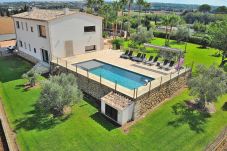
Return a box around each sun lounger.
[120,50,129,58]
[134,54,146,62]
[164,61,175,70]
[131,53,142,61]
[121,51,133,59]
[159,60,169,68]
[147,56,159,65]
[145,56,154,64]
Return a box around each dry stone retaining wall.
[133,71,189,119]
[51,62,190,120]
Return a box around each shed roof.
[101,92,133,110]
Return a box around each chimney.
[63,8,69,15]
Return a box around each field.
[0,40,226,151]
[0,17,15,35]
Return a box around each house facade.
[13,8,103,65]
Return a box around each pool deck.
[52,49,189,98]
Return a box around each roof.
[12,9,103,21]
[101,92,133,110]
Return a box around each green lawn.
[0,55,227,151]
[123,38,224,71]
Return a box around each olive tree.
[131,26,154,45]
[22,69,40,87]
[201,34,211,48]
[188,65,227,109]
[38,73,83,117]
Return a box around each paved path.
[0,98,19,151]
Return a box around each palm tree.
[128,0,134,16]
[161,15,170,46]
[143,2,150,14]
[99,4,112,29]
[86,0,95,13]
[119,0,128,16]
[136,0,145,25]
[167,14,181,44]
[112,1,121,39]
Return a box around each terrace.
[51,49,190,99]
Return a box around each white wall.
[101,100,134,126]
[14,18,51,64]
[49,13,103,58]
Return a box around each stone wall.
[133,71,190,119]
[51,62,190,120]
[51,63,114,100]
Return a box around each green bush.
[112,38,124,49]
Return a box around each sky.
[0,0,227,6]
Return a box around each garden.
[0,42,226,151]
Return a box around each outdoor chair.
[120,50,129,58]
[147,56,159,65]
[134,54,147,62]
[159,60,169,68]
[121,51,133,59]
[145,56,154,64]
[164,61,175,70]
[131,53,142,61]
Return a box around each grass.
[123,38,223,71]
[0,55,226,150]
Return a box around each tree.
[119,0,128,16]
[188,65,227,109]
[208,21,227,66]
[201,35,211,48]
[167,14,181,45]
[198,4,211,13]
[136,0,145,25]
[161,15,170,46]
[38,73,83,117]
[131,26,153,45]
[215,6,227,14]
[22,69,40,87]
[128,0,134,16]
[175,25,190,52]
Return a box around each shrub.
[112,38,124,49]
[38,73,83,117]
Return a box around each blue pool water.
[75,60,154,89]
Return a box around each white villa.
[12,8,103,65]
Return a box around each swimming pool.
[74,60,154,90]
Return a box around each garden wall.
[133,71,190,119]
[51,62,190,120]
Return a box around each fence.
[51,56,191,99]
[205,127,227,151]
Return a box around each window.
[38,25,46,38]
[25,22,28,31]
[84,26,95,32]
[41,49,49,63]
[34,48,36,53]
[16,21,20,29]
[105,104,118,121]
[19,41,23,47]
[31,26,33,32]
[29,44,31,51]
[21,22,24,30]
[24,42,27,49]
[85,45,96,52]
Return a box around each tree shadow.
[90,112,119,131]
[14,104,70,131]
[222,102,227,111]
[168,100,211,133]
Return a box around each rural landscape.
[0,0,227,151]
